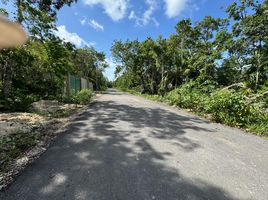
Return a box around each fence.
[64,74,93,96]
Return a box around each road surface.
[1,89,268,200]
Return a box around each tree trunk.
[256,67,259,89]
[255,49,261,89]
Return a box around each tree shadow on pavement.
[1,97,241,200]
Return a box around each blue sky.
[1,0,234,80]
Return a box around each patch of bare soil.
[0,103,91,191]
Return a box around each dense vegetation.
[0,0,109,111]
[112,0,268,136]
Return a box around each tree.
[194,16,227,82]
[112,0,268,97]
[0,0,77,98]
[174,19,198,83]
[0,1,110,110]
[227,0,268,88]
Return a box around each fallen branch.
[248,91,268,101]
[221,82,246,91]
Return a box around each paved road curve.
[1,89,268,200]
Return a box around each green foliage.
[247,113,268,136]
[0,38,106,112]
[0,1,108,112]
[117,79,268,137]
[165,82,210,112]
[165,88,267,136]
[73,47,108,91]
[123,83,267,136]
[163,83,266,132]
[0,89,39,111]
[0,131,40,172]
[112,0,268,137]
[72,89,93,105]
[112,0,268,94]
[207,90,252,126]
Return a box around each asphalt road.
[1,89,268,200]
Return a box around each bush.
[0,89,39,111]
[122,83,267,137]
[73,89,93,105]
[247,112,268,136]
[206,90,252,126]
[164,83,209,112]
[164,89,181,106]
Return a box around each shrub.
[207,90,252,126]
[164,89,181,106]
[0,89,39,111]
[164,86,267,135]
[122,83,267,137]
[73,89,93,105]
[246,110,268,136]
[164,83,209,112]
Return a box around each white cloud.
[83,0,128,21]
[128,0,159,27]
[164,0,188,18]
[89,19,104,31]
[80,17,104,31]
[80,17,87,25]
[53,25,95,47]
[129,10,136,20]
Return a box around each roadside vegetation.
[67,88,93,105]
[0,130,39,172]
[0,1,109,112]
[0,92,94,178]
[0,1,105,186]
[112,0,268,137]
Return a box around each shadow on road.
[1,94,239,200]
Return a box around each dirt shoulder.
[0,97,99,191]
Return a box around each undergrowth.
[117,83,268,138]
[0,131,41,172]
